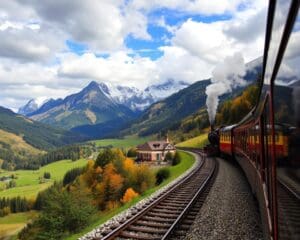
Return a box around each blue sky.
[0,0,267,110]
[66,8,234,60]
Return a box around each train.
[207,1,300,240]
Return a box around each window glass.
[273,10,300,239]
[265,0,292,85]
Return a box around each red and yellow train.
[208,1,300,240]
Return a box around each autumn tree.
[94,163,124,210]
[127,148,137,158]
[95,148,115,168]
[121,188,139,203]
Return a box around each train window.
[273,8,300,239]
[264,0,292,85]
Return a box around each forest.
[18,148,158,239]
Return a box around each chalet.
[136,137,176,162]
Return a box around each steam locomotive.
[207,1,300,240]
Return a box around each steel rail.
[98,150,205,240]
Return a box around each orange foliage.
[121,188,139,203]
[106,200,120,210]
[79,160,102,188]
[123,158,135,173]
[69,149,155,211]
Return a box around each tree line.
[1,143,93,170]
[18,148,157,239]
[0,197,33,217]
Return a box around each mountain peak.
[18,99,39,116]
[85,81,100,90]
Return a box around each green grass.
[0,159,88,199]
[92,136,153,149]
[0,211,38,239]
[64,151,195,240]
[176,133,208,148]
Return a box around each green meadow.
[0,159,88,199]
[0,211,38,239]
[92,136,153,149]
[176,133,208,148]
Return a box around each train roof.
[220,124,237,132]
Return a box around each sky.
[0,0,267,111]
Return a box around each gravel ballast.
[184,157,264,240]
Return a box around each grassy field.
[92,136,153,149]
[0,129,43,157]
[65,151,195,240]
[0,159,88,199]
[176,133,208,148]
[0,211,38,239]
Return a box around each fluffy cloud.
[0,22,64,62]
[0,0,269,110]
[58,52,158,89]
[15,0,150,52]
[129,0,246,15]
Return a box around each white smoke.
[205,52,247,124]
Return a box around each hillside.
[28,81,138,130]
[121,58,262,139]
[0,106,84,151]
[0,129,44,170]
[122,80,211,137]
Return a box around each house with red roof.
[136,137,176,162]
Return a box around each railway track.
[277,179,300,240]
[95,150,216,240]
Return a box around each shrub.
[95,148,116,168]
[0,206,10,217]
[127,148,137,158]
[43,172,51,179]
[7,180,16,189]
[121,188,139,203]
[63,167,85,186]
[156,168,170,185]
[32,186,96,239]
[172,152,181,166]
[165,152,173,161]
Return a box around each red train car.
[219,125,236,156]
[213,1,300,239]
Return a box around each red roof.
[137,141,176,151]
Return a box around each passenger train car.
[210,1,300,240]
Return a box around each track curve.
[95,150,216,240]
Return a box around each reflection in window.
[265,0,292,85]
[273,10,300,240]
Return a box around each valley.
[0,58,263,240]
[0,159,88,199]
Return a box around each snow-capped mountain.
[98,82,155,111]
[19,79,191,117]
[97,79,190,111]
[18,99,39,116]
[145,79,190,101]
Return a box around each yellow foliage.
[121,188,139,203]
[123,158,136,173]
[68,150,155,211]
[106,200,120,210]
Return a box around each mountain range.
[15,57,262,139]
[122,57,263,137]
[17,79,190,134]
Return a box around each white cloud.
[129,0,246,15]
[0,0,269,111]
[58,52,158,89]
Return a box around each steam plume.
[205,52,246,124]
